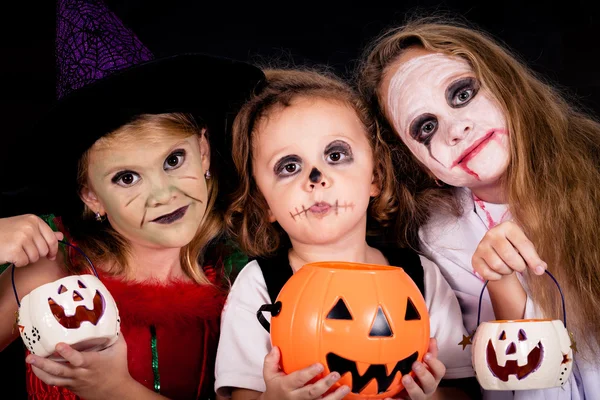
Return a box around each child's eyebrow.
[101,140,191,178]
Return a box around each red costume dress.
[25,264,227,400]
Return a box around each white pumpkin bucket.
[471,271,574,390]
[12,240,120,360]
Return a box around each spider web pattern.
[56,0,153,99]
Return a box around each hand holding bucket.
[11,240,120,360]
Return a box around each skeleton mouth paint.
[326,351,418,394]
[48,290,106,329]
[151,205,189,224]
[289,200,355,220]
[486,339,543,381]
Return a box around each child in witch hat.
[0,1,264,399]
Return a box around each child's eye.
[274,155,302,177]
[112,171,141,187]
[164,150,186,170]
[280,162,301,176]
[328,152,345,163]
[420,119,438,136]
[453,88,474,106]
[324,140,353,164]
[447,77,479,108]
[409,114,438,144]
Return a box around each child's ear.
[267,208,277,223]
[370,172,382,197]
[80,186,104,215]
[198,129,211,174]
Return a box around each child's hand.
[26,334,130,400]
[472,220,546,281]
[386,338,445,400]
[0,215,64,267]
[261,346,350,400]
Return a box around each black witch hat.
[1,0,264,218]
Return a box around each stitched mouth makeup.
[290,200,355,220]
[151,205,189,224]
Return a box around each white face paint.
[384,51,509,192]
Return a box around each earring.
[434,179,444,187]
[95,212,103,222]
[204,170,211,180]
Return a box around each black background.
[1,0,599,396]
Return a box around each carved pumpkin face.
[472,320,573,390]
[17,275,120,359]
[270,262,430,399]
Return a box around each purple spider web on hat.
[56,0,154,99]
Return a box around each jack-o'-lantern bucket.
[257,261,430,399]
[471,270,574,390]
[12,240,120,360]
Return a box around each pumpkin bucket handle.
[476,270,567,329]
[256,301,282,333]
[11,240,99,307]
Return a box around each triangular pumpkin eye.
[518,329,527,341]
[369,306,393,337]
[58,285,67,294]
[405,297,421,320]
[499,330,506,340]
[78,280,87,289]
[326,298,353,320]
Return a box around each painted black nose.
[309,167,322,183]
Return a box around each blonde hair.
[72,113,222,284]
[358,16,600,355]
[226,68,400,257]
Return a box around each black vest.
[254,246,425,303]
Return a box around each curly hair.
[227,67,401,257]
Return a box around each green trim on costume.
[39,214,58,231]
[221,239,248,280]
[150,325,161,393]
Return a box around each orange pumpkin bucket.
[257,261,430,399]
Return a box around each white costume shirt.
[215,254,474,397]
[419,188,598,400]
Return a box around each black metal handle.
[12,239,99,307]
[476,270,567,328]
[256,301,282,333]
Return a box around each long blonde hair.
[71,113,222,284]
[359,17,600,355]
